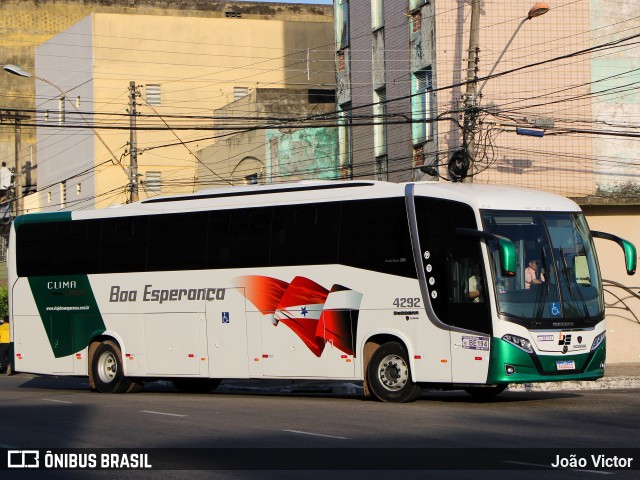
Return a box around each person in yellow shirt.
[0,316,10,374]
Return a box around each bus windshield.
[482,211,603,329]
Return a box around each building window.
[146,84,161,106]
[308,89,335,104]
[335,0,350,49]
[145,171,162,193]
[412,67,434,145]
[409,0,427,10]
[375,155,388,181]
[60,181,66,209]
[371,0,384,30]
[373,87,387,158]
[234,87,249,101]
[372,28,386,88]
[338,103,352,179]
[58,97,65,125]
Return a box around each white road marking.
[141,410,187,418]
[504,461,615,475]
[42,398,73,404]
[282,429,348,440]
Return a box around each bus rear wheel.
[92,341,139,393]
[367,342,422,403]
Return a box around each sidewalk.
[603,362,640,378]
[506,362,640,392]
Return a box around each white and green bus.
[7,181,637,402]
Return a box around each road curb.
[507,376,640,392]
[218,376,640,395]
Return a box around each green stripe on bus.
[13,212,72,230]
[27,275,106,358]
[487,336,605,383]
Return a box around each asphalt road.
[1,374,639,480]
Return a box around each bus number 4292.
[393,297,421,308]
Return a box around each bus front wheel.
[367,342,422,403]
[91,341,139,393]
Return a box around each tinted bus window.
[271,203,340,266]
[56,220,101,275]
[100,217,148,274]
[415,197,491,333]
[340,198,416,278]
[17,222,55,277]
[147,212,208,271]
[208,208,271,269]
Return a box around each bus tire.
[91,341,137,393]
[464,384,507,398]
[172,378,221,393]
[366,341,422,403]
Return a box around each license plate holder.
[556,360,576,371]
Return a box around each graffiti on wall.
[265,127,339,181]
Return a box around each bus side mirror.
[591,231,637,276]
[455,228,516,278]
[497,236,517,277]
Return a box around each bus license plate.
[556,360,576,371]
[462,336,489,350]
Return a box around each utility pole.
[128,81,139,203]
[459,2,550,182]
[462,0,481,183]
[14,116,22,217]
[1,110,29,218]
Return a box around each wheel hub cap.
[378,354,409,391]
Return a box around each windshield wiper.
[533,247,550,327]
[559,247,590,319]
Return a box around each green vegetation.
[0,286,7,319]
[0,261,6,287]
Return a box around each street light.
[477,2,550,96]
[460,2,550,182]
[3,64,124,194]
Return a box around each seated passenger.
[468,265,484,302]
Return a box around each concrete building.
[21,9,334,210]
[196,87,338,186]
[0,0,334,211]
[335,0,640,362]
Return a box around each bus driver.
[525,259,545,289]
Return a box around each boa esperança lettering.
[110,284,226,304]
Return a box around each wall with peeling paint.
[197,88,338,186]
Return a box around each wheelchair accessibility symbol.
[222,312,230,324]
[550,302,561,317]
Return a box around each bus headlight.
[591,332,605,352]
[502,334,533,354]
